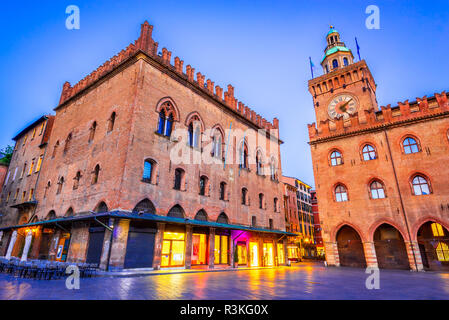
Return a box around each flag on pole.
[355,37,361,61]
[309,57,315,78]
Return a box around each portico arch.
[373,223,409,269]
[336,225,366,268]
[417,221,449,271]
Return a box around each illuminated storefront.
[161,231,185,267]
[249,242,259,267]
[214,234,229,265]
[236,242,247,265]
[191,233,207,265]
[277,243,285,265]
[263,242,274,266]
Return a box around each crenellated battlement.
[308,91,449,142]
[58,21,278,131]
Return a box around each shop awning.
[0,211,297,236]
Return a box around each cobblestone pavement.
[1,263,449,300]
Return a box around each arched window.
[274,197,279,212]
[143,159,157,184]
[157,103,175,137]
[343,57,349,66]
[335,184,348,202]
[242,188,248,205]
[194,210,208,221]
[370,180,385,199]
[256,151,263,175]
[362,144,377,161]
[108,112,116,132]
[403,137,420,154]
[259,193,265,209]
[325,65,329,74]
[52,141,59,158]
[270,157,277,181]
[57,176,64,195]
[412,175,431,195]
[89,121,97,142]
[199,176,209,196]
[64,133,72,153]
[174,168,185,190]
[332,59,339,69]
[73,171,81,190]
[330,150,343,166]
[219,182,227,200]
[95,201,109,213]
[211,129,223,159]
[269,219,273,230]
[239,140,248,169]
[217,212,229,224]
[46,210,56,221]
[132,199,156,215]
[65,207,74,217]
[168,205,185,218]
[44,181,51,198]
[91,165,100,185]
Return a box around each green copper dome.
[327,26,338,36]
[321,46,350,63]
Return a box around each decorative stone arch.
[167,204,185,218]
[331,221,367,243]
[132,198,156,215]
[412,216,449,241]
[185,111,205,132]
[367,218,408,242]
[216,212,229,224]
[210,124,225,138]
[335,223,366,268]
[65,207,75,217]
[155,97,180,122]
[94,201,109,213]
[194,209,208,221]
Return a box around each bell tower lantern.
[321,26,354,74]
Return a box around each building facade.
[0,164,8,195]
[0,21,292,270]
[310,190,324,257]
[308,27,449,271]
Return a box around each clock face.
[327,94,358,120]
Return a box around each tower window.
[343,57,349,66]
[332,59,339,69]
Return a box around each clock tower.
[308,27,378,126]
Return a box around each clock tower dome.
[308,27,378,126]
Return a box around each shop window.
[214,234,229,265]
[161,231,186,267]
[192,233,207,265]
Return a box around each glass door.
[263,243,274,266]
[237,243,247,265]
[249,242,259,267]
[161,232,185,267]
[277,243,285,265]
[192,233,207,265]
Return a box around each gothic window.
[403,137,420,154]
[274,197,279,212]
[157,102,175,137]
[108,112,116,132]
[188,120,201,148]
[330,150,343,166]
[132,199,156,215]
[362,144,377,161]
[251,216,257,227]
[217,212,229,224]
[73,171,81,190]
[89,121,97,142]
[57,176,64,195]
[52,141,59,158]
[270,158,277,181]
[91,164,100,185]
[256,151,263,175]
[370,180,385,199]
[194,210,208,221]
[411,175,431,196]
[335,184,348,202]
[239,140,249,169]
[95,202,109,213]
[211,128,224,159]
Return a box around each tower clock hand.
[339,98,353,112]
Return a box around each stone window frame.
[368,178,387,200]
[329,148,344,167]
[333,182,349,202]
[360,143,378,161]
[409,173,432,196]
[401,134,422,155]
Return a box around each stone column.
[259,236,264,267]
[363,242,378,268]
[99,218,114,271]
[324,241,340,267]
[152,223,165,270]
[184,225,193,269]
[108,219,130,271]
[283,237,288,266]
[208,228,215,269]
[5,230,17,260]
[20,230,33,262]
[405,240,424,271]
[29,227,42,260]
[67,222,89,263]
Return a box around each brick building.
[310,190,324,257]
[308,27,449,271]
[0,21,292,270]
[0,164,8,195]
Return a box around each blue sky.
[0,0,448,187]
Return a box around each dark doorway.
[86,227,105,265]
[124,222,156,269]
[336,225,366,268]
[417,221,449,271]
[374,224,409,270]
